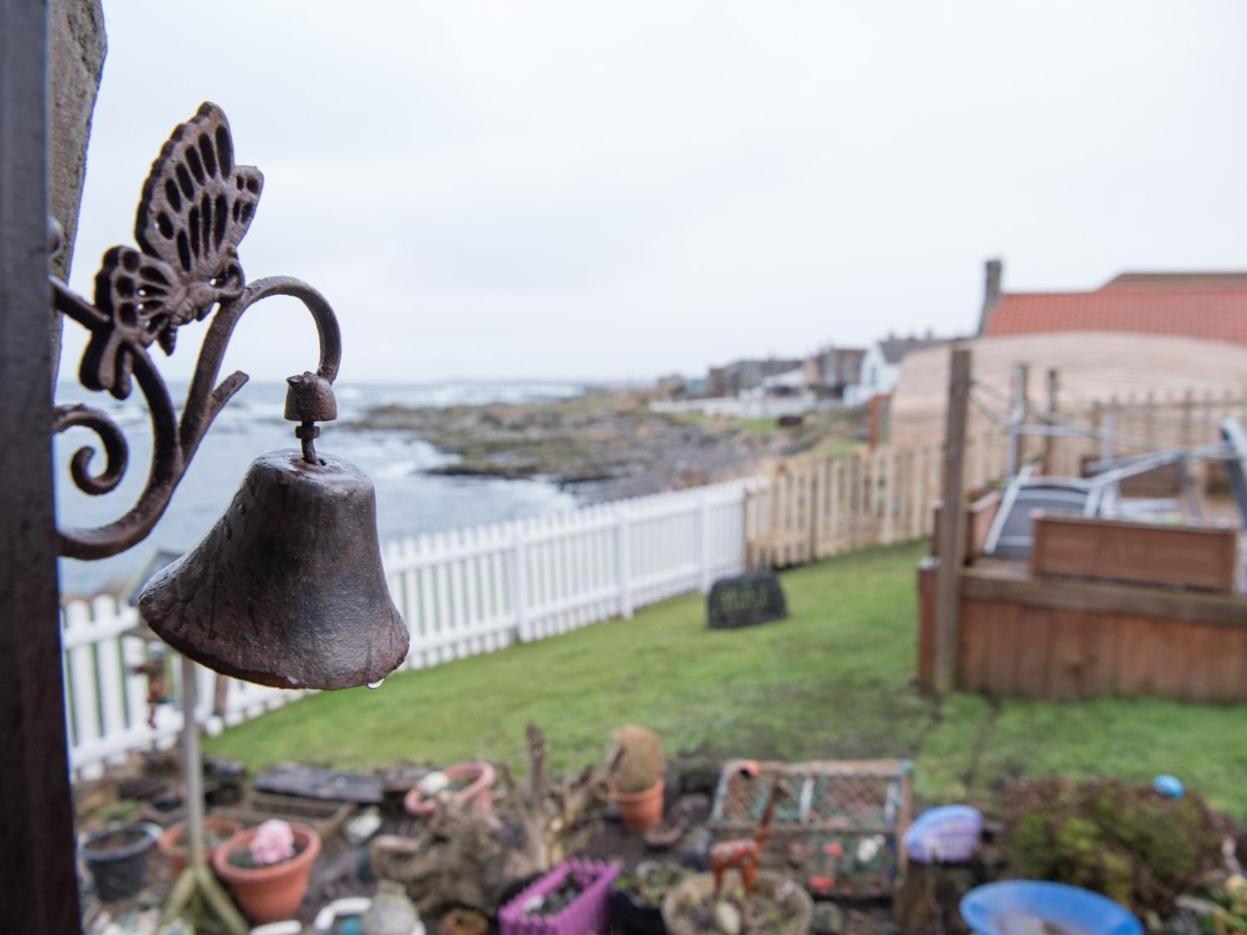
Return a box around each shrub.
[1002,778,1224,915]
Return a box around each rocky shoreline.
[346,393,861,503]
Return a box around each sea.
[54,379,583,598]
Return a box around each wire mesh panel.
[708,759,912,899]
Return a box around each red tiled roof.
[983,290,1247,347]
[1100,272,1247,292]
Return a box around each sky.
[63,1,1247,384]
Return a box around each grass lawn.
[206,542,1247,818]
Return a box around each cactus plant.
[609,725,666,794]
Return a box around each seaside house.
[706,357,804,398]
[844,333,952,406]
[888,259,1247,444]
[802,346,867,402]
[978,259,1247,345]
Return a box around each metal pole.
[1043,368,1059,472]
[1006,362,1029,479]
[0,0,82,929]
[181,656,205,869]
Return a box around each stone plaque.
[707,570,788,629]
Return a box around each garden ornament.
[50,102,408,690]
[1152,775,1184,799]
[709,761,789,897]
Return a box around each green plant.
[609,724,666,793]
[1003,778,1224,915]
[1204,875,1247,933]
[615,862,687,907]
[95,799,143,825]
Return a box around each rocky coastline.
[345,393,861,503]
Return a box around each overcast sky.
[64,1,1247,384]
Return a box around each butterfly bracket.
[51,102,343,560]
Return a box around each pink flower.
[249,819,296,866]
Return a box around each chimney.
[978,257,1003,335]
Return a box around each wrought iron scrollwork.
[52,102,342,560]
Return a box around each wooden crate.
[1030,513,1240,593]
[708,759,912,900]
[930,489,1001,565]
[916,558,1247,701]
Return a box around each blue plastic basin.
[960,881,1142,935]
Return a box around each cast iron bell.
[138,373,409,689]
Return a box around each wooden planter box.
[1030,513,1240,593]
[931,489,1001,566]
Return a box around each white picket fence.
[61,480,754,779]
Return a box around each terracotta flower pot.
[613,780,665,832]
[404,762,495,818]
[213,822,321,923]
[157,816,242,876]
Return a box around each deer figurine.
[710,762,788,897]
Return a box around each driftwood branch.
[371,723,614,914]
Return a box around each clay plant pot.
[404,762,495,818]
[157,816,242,876]
[212,822,322,924]
[81,824,159,902]
[662,870,813,935]
[613,780,665,832]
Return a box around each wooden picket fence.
[745,430,1007,568]
[750,386,1247,569]
[1039,387,1247,478]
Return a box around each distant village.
[652,329,952,419]
[651,258,1247,445]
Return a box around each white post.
[181,655,205,869]
[512,524,529,641]
[616,506,633,619]
[699,492,713,593]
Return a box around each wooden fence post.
[932,347,972,696]
[1043,368,1059,472]
[1006,362,1029,479]
[0,0,82,926]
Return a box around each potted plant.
[497,859,619,935]
[213,819,322,923]
[156,815,242,875]
[609,725,667,832]
[610,862,688,934]
[404,762,495,818]
[81,823,159,902]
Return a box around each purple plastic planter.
[498,859,620,935]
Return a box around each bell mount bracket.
[51,102,343,561]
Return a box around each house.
[978,259,1247,346]
[753,365,807,398]
[845,333,952,406]
[885,259,1247,445]
[889,331,1247,445]
[802,346,866,401]
[706,357,803,397]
